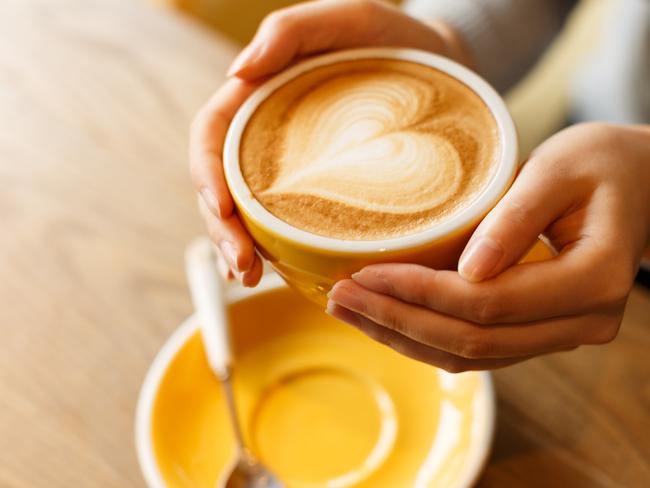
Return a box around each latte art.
[264,75,464,213]
[240,59,500,240]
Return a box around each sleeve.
[403,0,578,93]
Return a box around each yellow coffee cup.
[224,48,518,305]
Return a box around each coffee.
[240,59,500,240]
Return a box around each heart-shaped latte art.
[240,59,499,240]
[260,74,464,214]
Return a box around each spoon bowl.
[223,457,283,488]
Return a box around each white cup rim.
[223,47,518,254]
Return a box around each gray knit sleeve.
[403,0,578,92]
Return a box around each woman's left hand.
[327,123,650,372]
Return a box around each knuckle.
[576,122,617,142]
[470,290,503,325]
[353,0,382,15]
[410,268,436,306]
[441,359,467,374]
[189,104,214,144]
[371,267,397,296]
[588,317,622,345]
[605,272,634,307]
[375,303,408,335]
[456,331,489,359]
[206,225,223,245]
[189,160,204,188]
[189,109,205,137]
[205,217,226,243]
[197,195,210,219]
[188,121,212,188]
[262,9,295,34]
[500,198,535,227]
[350,295,369,318]
[374,331,394,348]
[594,259,635,308]
[365,326,393,348]
[599,286,628,310]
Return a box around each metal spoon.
[185,238,283,488]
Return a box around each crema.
[240,59,500,240]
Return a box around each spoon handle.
[221,373,251,460]
[185,237,232,379]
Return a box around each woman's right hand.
[190,0,472,286]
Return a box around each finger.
[241,253,264,287]
[202,206,257,274]
[329,280,619,359]
[199,199,237,281]
[228,0,446,79]
[190,77,259,219]
[198,196,256,274]
[215,247,235,281]
[229,0,379,78]
[351,254,620,324]
[326,302,535,372]
[458,157,581,282]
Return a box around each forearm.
[403,0,578,93]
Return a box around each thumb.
[458,160,574,282]
[228,1,376,79]
[227,0,447,79]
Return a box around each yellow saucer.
[136,274,494,488]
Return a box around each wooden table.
[1,1,649,486]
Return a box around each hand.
[190,0,472,286]
[327,123,650,372]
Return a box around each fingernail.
[200,188,221,218]
[325,299,336,315]
[227,43,261,77]
[326,281,345,299]
[458,236,503,282]
[240,269,254,287]
[329,284,364,312]
[351,269,390,294]
[220,241,239,272]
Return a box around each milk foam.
[240,59,500,240]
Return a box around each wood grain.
[481,286,650,488]
[0,1,649,487]
[0,0,235,486]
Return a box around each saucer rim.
[135,275,495,488]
